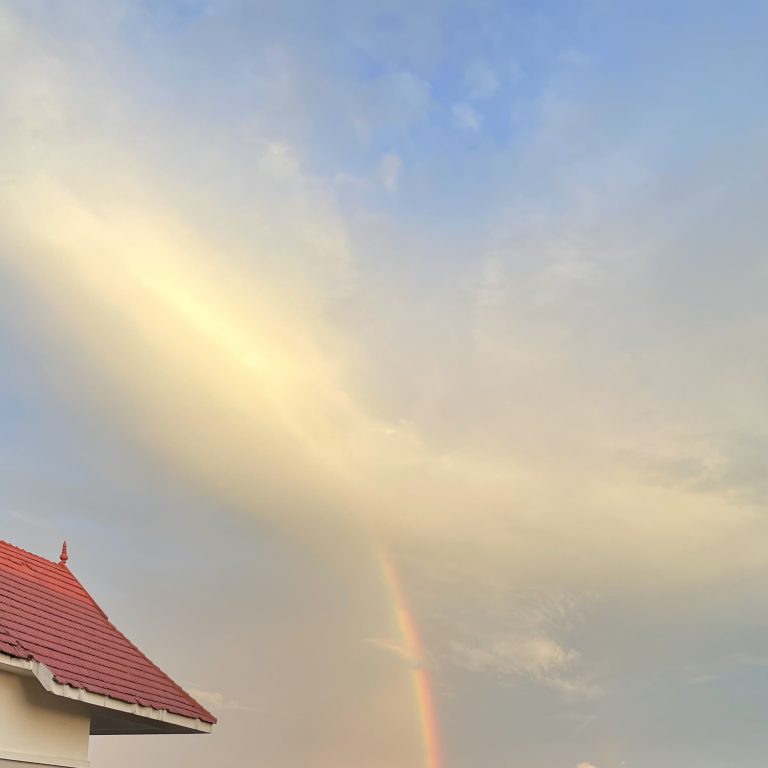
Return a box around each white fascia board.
[0,652,212,735]
[0,748,89,768]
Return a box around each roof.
[0,539,215,727]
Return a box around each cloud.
[464,61,499,100]
[449,635,602,698]
[186,688,264,714]
[6,4,768,765]
[445,592,602,698]
[377,152,402,192]
[258,141,303,181]
[5,0,762,597]
[452,101,482,131]
[451,635,576,677]
[365,637,421,667]
[7,509,51,528]
[351,70,432,141]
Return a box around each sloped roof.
[0,539,215,725]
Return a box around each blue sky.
[3,2,768,767]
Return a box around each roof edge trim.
[0,746,89,768]
[0,652,213,734]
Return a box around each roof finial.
[59,541,68,564]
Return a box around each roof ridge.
[0,539,216,724]
[0,539,61,567]
[63,565,110,621]
[60,564,214,723]
[95,609,216,722]
[0,540,111,622]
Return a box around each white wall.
[0,668,90,768]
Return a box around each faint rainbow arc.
[7,236,446,767]
[378,549,443,768]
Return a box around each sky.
[2,1,768,766]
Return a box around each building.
[0,539,216,768]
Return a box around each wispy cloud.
[452,102,482,131]
[7,509,51,528]
[445,592,601,698]
[378,152,403,192]
[4,2,768,766]
[186,688,264,714]
[366,637,421,667]
[464,61,499,100]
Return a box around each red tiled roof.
[0,540,215,724]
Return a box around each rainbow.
[378,550,443,768]
[1,199,446,766]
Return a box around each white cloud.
[8,508,50,528]
[381,70,431,126]
[352,70,432,141]
[186,688,264,714]
[451,635,578,678]
[258,141,302,181]
[7,6,768,766]
[366,637,421,667]
[378,152,403,192]
[446,593,602,698]
[465,61,499,100]
[452,102,482,132]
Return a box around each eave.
[0,652,213,735]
